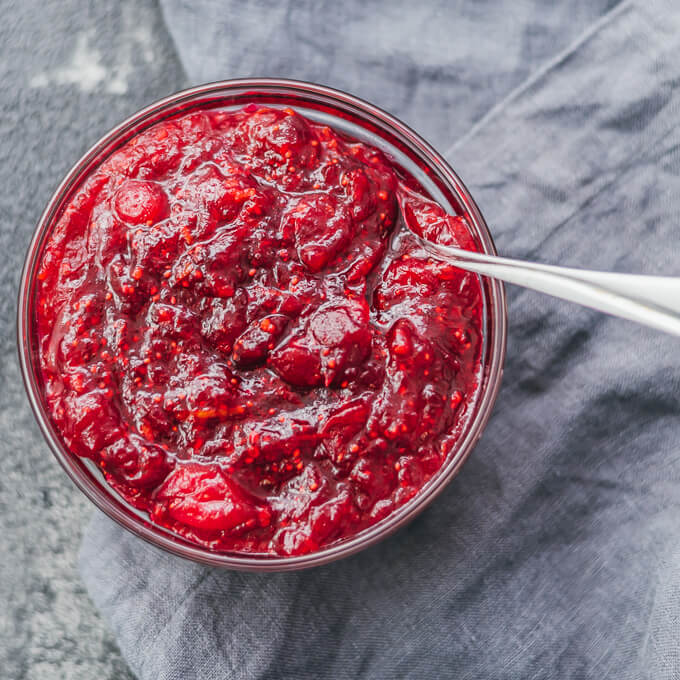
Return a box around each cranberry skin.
[399,187,477,251]
[153,464,270,532]
[181,163,258,224]
[318,399,369,464]
[101,435,172,489]
[35,104,484,557]
[269,299,371,388]
[281,194,353,272]
[268,341,323,388]
[200,292,248,354]
[232,314,289,366]
[114,180,169,225]
[234,107,317,167]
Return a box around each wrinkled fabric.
[80,1,680,678]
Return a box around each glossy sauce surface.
[35,105,483,555]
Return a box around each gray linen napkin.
[80,1,680,677]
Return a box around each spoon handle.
[420,240,680,337]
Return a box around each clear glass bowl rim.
[17,78,507,571]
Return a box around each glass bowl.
[17,79,507,571]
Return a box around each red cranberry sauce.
[35,105,483,556]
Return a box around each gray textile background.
[4,0,680,677]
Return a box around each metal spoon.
[416,238,680,337]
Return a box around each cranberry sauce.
[34,105,483,556]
